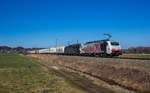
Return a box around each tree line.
[123,47,150,54]
[0,46,43,53]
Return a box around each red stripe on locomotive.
[112,49,121,52]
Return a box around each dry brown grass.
[29,54,150,93]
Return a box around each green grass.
[0,53,87,93]
[119,54,150,58]
[0,53,39,68]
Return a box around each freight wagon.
[39,48,51,54]
[64,44,81,55]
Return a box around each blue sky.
[0,0,150,48]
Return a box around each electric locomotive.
[80,40,122,56]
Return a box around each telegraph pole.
[56,39,58,52]
[77,40,79,44]
[56,39,58,48]
[67,41,70,46]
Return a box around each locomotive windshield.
[111,42,119,45]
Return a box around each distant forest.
[122,47,150,54]
[0,46,43,53]
[0,46,150,54]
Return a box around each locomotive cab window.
[111,42,119,46]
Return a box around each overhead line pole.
[56,39,58,52]
[77,40,79,44]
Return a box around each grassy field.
[119,54,150,58]
[0,53,87,93]
[30,54,150,93]
[3,53,149,93]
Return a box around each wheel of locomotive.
[102,53,107,57]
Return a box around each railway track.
[114,57,150,60]
[32,52,150,60]
[79,55,150,60]
[47,54,150,60]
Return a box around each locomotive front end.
[107,41,122,56]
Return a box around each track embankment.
[29,54,150,93]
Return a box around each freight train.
[29,39,122,57]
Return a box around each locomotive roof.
[67,43,81,46]
[85,39,109,44]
